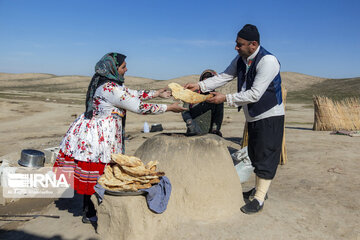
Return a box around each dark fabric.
[236,57,247,96]
[237,24,260,43]
[109,53,126,68]
[84,52,126,119]
[236,46,282,117]
[247,115,284,179]
[139,176,172,214]
[182,102,224,135]
[93,181,105,204]
[83,194,96,218]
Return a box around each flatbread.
[104,165,114,180]
[137,175,159,180]
[107,184,138,191]
[149,178,160,184]
[121,165,153,177]
[145,160,158,171]
[113,165,150,183]
[111,153,142,167]
[168,82,213,104]
[97,154,164,191]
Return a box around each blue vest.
[237,46,282,117]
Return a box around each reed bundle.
[280,88,287,165]
[313,96,360,131]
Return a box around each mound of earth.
[94,133,244,240]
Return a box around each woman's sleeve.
[126,88,156,100]
[101,83,167,114]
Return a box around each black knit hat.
[237,24,260,43]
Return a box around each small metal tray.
[105,189,146,196]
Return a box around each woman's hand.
[183,83,200,92]
[166,102,188,113]
[154,87,171,98]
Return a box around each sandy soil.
[0,73,359,239]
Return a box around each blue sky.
[0,0,359,80]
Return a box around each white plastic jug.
[143,122,150,133]
[231,147,254,183]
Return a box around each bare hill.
[0,72,56,80]
[126,72,329,95]
[0,71,327,92]
[287,76,360,102]
[2,72,358,104]
[158,72,328,95]
[0,73,154,93]
[280,72,327,92]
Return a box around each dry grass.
[313,96,360,131]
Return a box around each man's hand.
[206,92,226,104]
[183,83,200,92]
[155,87,171,98]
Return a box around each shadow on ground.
[224,137,242,145]
[227,146,239,157]
[285,126,313,131]
[54,192,83,217]
[0,229,98,240]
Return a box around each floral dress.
[54,82,167,194]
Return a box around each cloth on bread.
[94,176,172,214]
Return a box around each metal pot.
[18,149,45,168]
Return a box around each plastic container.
[143,122,150,133]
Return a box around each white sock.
[254,176,271,204]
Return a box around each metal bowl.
[18,149,45,168]
[150,123,163,132]
[105,190,146,196]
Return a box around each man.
[184,24,284,214]
[182,69,224,136]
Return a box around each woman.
[53,52,186,223]
[181,69,224,136]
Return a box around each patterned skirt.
[53,150,106,195]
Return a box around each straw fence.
[241,87,287,165]
[313,96,360,131]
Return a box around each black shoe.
[240,199,263,214]
[242,188,256,200]
[242,188,268,201]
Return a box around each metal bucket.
[18,149,45,168]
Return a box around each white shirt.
[199,46,284,122]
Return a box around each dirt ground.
[0,96,359,239]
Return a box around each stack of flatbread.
[98,153,164,192]
[168,82,213,104]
